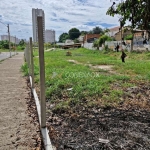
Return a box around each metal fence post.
[30,37,34,89]
[37,16,46,128]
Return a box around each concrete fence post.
[37,16,46,128]
[27,43,30,75]
[24,47,26,62]
[30,37,34,89]
[26,44,29,66]
[28,42,32,76]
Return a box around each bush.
[17,46,25,50]
[66,51,72,56]
[124,34,133,40]
[21,63,28,76]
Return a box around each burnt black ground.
[46,83,150,150]
[47,107,150,150]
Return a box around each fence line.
[24,16,54,150]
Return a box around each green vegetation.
[107,0,150,36]
[58,26,104,42]
[21,62,28,76]
[23,48,150,112]
[0,40,9,49]
[0,39,25,52]
[93,35,113,49]
[124,34,133,40]
[69,28,81,40]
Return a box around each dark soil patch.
[47,107,150,150]
[46,83,150,150]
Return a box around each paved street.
[0,52,16,61]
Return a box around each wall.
[105,40,131,51]
[83,42,96,50]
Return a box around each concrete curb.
[29,76,54,150]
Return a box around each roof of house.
[109,26,120,32]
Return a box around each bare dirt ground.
[68,59,115,74]
[0,53,43,150]
[46,79,150,149]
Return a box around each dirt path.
[0,53,42,150]
[68,59,115,73]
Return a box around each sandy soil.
[0,53,42,150]
[68,59,115,73]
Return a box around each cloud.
[21,24,32,26]
[0,0,120,41]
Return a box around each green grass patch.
[21,62,28,76]
[31,48,150,110]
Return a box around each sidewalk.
[0,53,42,150]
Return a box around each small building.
[84,34,100,43]
[105,26,120,37]
[114,29,131,41]
[65,39,74,44]
[56,39,81,49]
[78,35,84,43]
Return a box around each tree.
[106,0,150,40]
[68,28,81,40]
[19,39,25,46]
[93,40,99,50]
[98,35,112,47]
[0,40,9,49]
[59,33,69,42]
[92,26,104,34]
[80,31,88,35]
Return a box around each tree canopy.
[92,26,104,34]
[59,33,69,42]
[58,26,106,43]
[19,39,25,46]
[106,0,150,35]
[68,28,81,40]
[0,40,9,49]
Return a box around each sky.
[0,0,121,41]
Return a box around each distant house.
[114,28,149,41]
[65,39,74,44]
[114,29,131,41]
[78,35,84,43]
[84,34,100,43]
[56,39,81,49]
[134,29,149,39]
[105,26,120,37]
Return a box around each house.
[56,39,81,49]
[65,39,74,44]
[105,26,120,37]
[78,35,84,43]
[83,34,100,43]
[114,28,131,41]
[114,29,149,43]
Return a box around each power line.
[0,21,7,27]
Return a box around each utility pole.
[7,24,11,58]
[15,36,17,55]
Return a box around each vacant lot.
[23,48,150,149]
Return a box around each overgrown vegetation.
[27,48,150,112]
[0,39,25,51]
[59,26,104,42]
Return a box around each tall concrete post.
[37,16,46,128]
[30,37,34,89]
